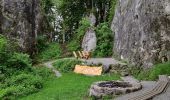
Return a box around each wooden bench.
[82,51,90,59]
[73,51,78,59]
[73,51,91,59]
[128,75,169,100]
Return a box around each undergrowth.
[53,59,82,73]
[131,62,170,80]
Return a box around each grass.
[19,73,120,100]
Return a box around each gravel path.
[82,58,125,65]
[82,58,126,70]
[44,60,62,77]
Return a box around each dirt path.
[44,60,62,77]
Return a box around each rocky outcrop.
[112,0,170,68]
[82,28,97,51]
[0,0,42,54]
[82,13,97,51]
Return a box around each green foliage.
[7,73,43,89]
[0,66,53,99]
[67,18,91,51]
[93,23,113,57]
[108,0,117,24]
[67,41,80,51]
[76,18,91,40]
[0,35,7,52]
[37,35,48,51]
[59,0,86,34]
[36,43,62,62]
[0,35,54,99]
[41,0,54,14]
[7,53,32,70]
[32,65,54,79]
[41,0,56,35]
[0,35,13,65]
[136,62,170,80]
[53,59,82,73]
[0,73,43,99]
[148,62,170,80]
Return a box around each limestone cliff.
[0,0,42,55]
[112,0,170,68]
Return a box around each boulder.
[82,28,97,51]
[112,0,170,68]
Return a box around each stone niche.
[112,0,170,68]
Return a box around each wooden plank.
[129,75,169,100]
[129,82,163,100]
[73,51,78,58]
[81,51,86,58]
[78,51,83,58]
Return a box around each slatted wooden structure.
[128,75,169,100]
[73,51,91,59]
[73,51,78,58]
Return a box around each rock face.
[112,0,170,68]
[0,0,42,54]
[82,28,97,51]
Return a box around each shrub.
[37,35,48,51]
[0,35,54,99]
[136,62,170,80]
[7,73,43,89]
[148,62,170,80]
[137,70,151,80]
[36,43,62,62]
[0,35,10,65]
[67,41,80,51]
[53,59,82,73]
[7,53,32,70]
[0,73,43,99]
[33,65,54,79]
[93,23,113,57]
